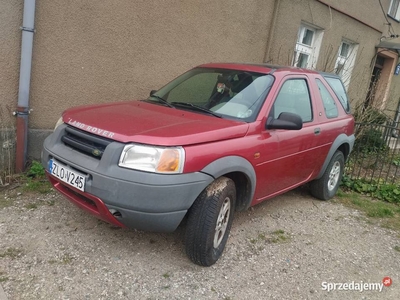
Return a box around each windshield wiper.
[145,95,175,108]
[171,102,222,118]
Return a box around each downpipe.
[15,0,36,172]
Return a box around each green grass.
[25,203,38,210]
[0,198,13,209]
[24,199,55,210]
[48,259,58,264]
[1,162,55,210]
[0,247,23,259]
[26,160,45,177]
[22,160,52,194]
[23,178,52,194]
[351,198,394,217]
[249,233,266,244]
[61,253,73,264]
[272,229,285,235]
[1,160,52,196]
[47,254,74,265]
[271,230,290,243]
[249,229,291,246]
[0,277,8,282]
[340,176,400,204]
[336,189,400,231]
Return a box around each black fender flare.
[201,156,256,210]
[316,133,355,179]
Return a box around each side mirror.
[150,90,157,96]
[266,112,303,130]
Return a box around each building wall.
[316,0,387,33]
[383,0,400,118]
[266,0,383,109]
[10,0,277,158]
[0,1,22,125]
[320,0,400,119]
[30,0,274,130]
[2,0,400,162]
[0,1,22,172]
[387,76,400,115]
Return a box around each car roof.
[198,62,338,77]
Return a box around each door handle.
[314,128,321,135]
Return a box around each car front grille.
[62,126,112,159]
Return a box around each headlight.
[119,144,185,173]
[54,117,64,130]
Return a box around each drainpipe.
[15,0,36,172]
[263,0,281,63]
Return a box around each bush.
[26,160,45,177]
[24,160,52,194]
[341,175,400,204]
[354,128,388,154]
[353,107,388,125]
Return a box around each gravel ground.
[0,186,399,300]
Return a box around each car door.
[311,77,347,164]
[254,76,323,201]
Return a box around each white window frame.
[388,0,400,21]
[293,24,324,69]
[334,39,358,90]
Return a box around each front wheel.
[310,151,344,200]
[185,176,236,266]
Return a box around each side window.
[324,76,350,113]
[316,79,338,118]
[273,79,313,122]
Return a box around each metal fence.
[346,120,400,186]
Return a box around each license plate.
[49,159,86,191]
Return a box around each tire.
[310,150,344,200]
[185,176,236,266]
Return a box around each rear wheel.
[310,151,344,200]
[185,177,236,266]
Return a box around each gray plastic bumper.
[42,124,214,232]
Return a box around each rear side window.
[324,76,350,113]
[316,79,338,118]
[273,79,313,122]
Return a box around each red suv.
[42,63,355,266]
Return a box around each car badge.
[92,148,102,157]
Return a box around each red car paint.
[63,101,250,145]
[46,174,126,228]
[46,63,355,229]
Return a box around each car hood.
[63,101,249,145]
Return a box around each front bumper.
[42,124,214,232]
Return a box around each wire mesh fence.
[346,120,400,186]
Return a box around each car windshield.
[147,67,274,122]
